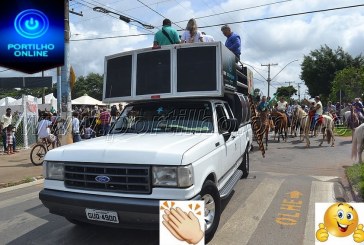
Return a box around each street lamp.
[266,59,299,98]
[93,7,154,29]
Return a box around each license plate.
[85,208,119,223]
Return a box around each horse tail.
[352,127,359,160]
[327,126,332,144]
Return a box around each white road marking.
[0,191,39,209]
[303,181,335,245]
[211,178,284,245]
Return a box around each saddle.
[308,111,323,125]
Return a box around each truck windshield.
[111,101,213,134]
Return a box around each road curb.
[344,171,363,202]
[0,179,44,194]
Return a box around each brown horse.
[270,110,288,142]
[257,110,270,149]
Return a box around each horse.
[351,123,364,163]
[256,110,270,149]
[291,106,304,137]
[293,106,308,140]
[270,110,288,142]
[303,114,335,148]
[345,106,360,141]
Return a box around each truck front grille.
[64,163,151,194]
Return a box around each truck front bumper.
[39,189,200,229]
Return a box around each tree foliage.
[275,85,297,99]
[72,73,103,100]
[330,66,364,103]
[300,45,363,101]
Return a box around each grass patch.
[0,175,42,189]
[346,163,364,199]
[334,126,352,137]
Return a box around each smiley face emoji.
[324,203,358,237]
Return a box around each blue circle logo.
[14,9,49,39]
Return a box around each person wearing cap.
[0,108,17,153]
[221,24,241,61]
[153,19,181,47]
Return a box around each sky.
[1,0,364,101]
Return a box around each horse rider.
[257,96,269,112]
[326,101,338,123]
[275,97,290,125]
[353,98,364,121]
[310,96,323,131]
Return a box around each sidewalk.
[0,148,43,188]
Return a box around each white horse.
[303,114,335,148]
[352,123,364,163]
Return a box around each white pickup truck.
[39,42,254,242]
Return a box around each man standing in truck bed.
[153,19,181,47]
[221,24,241,62]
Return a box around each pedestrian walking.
[0,108,17,153]
[72,112,82,143]
[100,107,111,136]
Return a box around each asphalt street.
[0,135,354,245]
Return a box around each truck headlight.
[45,161,64,180]
[152,165,193,187]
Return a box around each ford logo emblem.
[95,175,110,183]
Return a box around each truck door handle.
[231,136,236,139]
[215,142,220,147]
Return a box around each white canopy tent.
[72,94,105,105]
[0,97,16,106]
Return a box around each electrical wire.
[174,0,292,24]
[70,3,364,41]
[136,0,183,29]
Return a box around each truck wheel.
[239,149,249,178]
[201,180,221,243]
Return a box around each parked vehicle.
[39,42,253,242]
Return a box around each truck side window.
[216,104,228,133]
[223,102,234,119]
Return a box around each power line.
[197,3,364,29]
[70,3,364,41]
[136,0,183,29]
[174,0,292,24]
[71,33,153,41]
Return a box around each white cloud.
[1,0,364,100]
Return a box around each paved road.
[0,136,354,245]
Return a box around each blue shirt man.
[153,19,181,47]
[257,96,268,112]
[221,24,241,60]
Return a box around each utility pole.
[59,0,82,145]
[285,81,294,87]
[297,82,302,101]
[261,63,278,98]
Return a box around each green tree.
[275,85,297,99]
[300,45,363,101]
[72,73,103,100]
[330,66,364,102]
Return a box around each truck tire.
[201,180,221,243]
[239,148,249,178]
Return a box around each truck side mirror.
[225,118,239,132]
